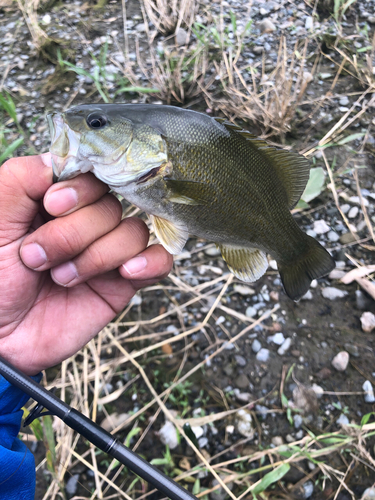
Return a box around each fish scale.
[48,104,335,300]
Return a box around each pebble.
[344,343,359,357]
[235,355,247,367]
[327,230,340,242]
[362,488,375,500]
[363,380,375,403]
[328,269,346,279]
[135,22,147,32]
[278,337,292,355]
[349,195,369,207]
[311,383,324,398]
[360,312,375,333]
[65,474,80,496]
[293,414,303,429]
[348,206,359,218]
[340,232,357,244]
[256,348,270,362]
[210,477,234,500]
[191,426,204,439]
[236,409,254,438]
[331,351,349,372]
[255,404,269,419]
[301,290,313,300]
[322,287,348,300]
[235,390,252,403]
[339,96,350,106]
[175,27,188,46]
[303,481,314,499]
[158,421,179,449]
[267,332,285,345]
[271,436,284,446]
[305,16,313,29]
[205,246,221,257]
[313,220,330,234]
[341,203,350,214]
[235,374,250,389]
[252,339,262,353]
[258,18,276,33]
[356,290,372,310]
[233,284,255,295]
[337,414,349,426]
[246,306,257,318]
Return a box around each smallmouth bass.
[47,104,335,300]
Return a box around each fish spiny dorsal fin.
[214,118,311,210]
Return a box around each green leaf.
[114,86,160,95]
[361,412,373,426]
[252,464,290,494]
[43,415,56,462]
[0,137,24,163]
[124,427,141,448]
[301,167,326,203]
[337,133,365,145]
[193,478,201,494]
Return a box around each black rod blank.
[0,355,198,500]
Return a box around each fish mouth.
[47,112,88,183]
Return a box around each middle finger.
[20,193,122,270]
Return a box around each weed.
[0,91,24,163]
[141,0,198,35]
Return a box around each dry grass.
[141,0,199,35]
[16,0,50,51]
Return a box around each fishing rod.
[0,355,198,500]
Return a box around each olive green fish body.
[48,104,335,300]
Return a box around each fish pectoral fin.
[165,180,214,206]
[150,215,189,255]
[218,244,268,282]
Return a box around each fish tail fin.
[278,236,335,301]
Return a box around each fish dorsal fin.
[218,244,268,282]
[149,215,189,255]
[214,118,310,210]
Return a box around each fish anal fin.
[218,244,268,282]
[150,215,189,255]
[214,118,310,210]
[165,180,214,206]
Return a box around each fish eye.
[86,113,108,129]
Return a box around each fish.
[47,104,335,300]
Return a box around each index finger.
[0,154,52,247]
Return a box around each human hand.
[0,155,173,375]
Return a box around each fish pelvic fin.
[278,236,335,301]
[150,215,189,255]
[218,244,268,282]
[214,119,310,210]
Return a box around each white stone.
[246,306,257,318]
[234,284,255,296]
[349,195,369,206]
[313,220,330,234]
[337,414,349,426]
[158,421,179,449]
[252,339,262,353]
[331,351,349,372]
[267,332,285,345]
[328,269,346,280]
[236,409,254,438]
[322,287,348,300]
[348,206,359,218]
[175,27,188,46]
[42,14,51,24]
[362,488,375,500]
[191,426,204,439]
[278,337,292,355]
[360,312,375,333]
[305,16,313,29]
[301,290,313,300]
[363,380,375,403]
[256,348,270,362]
[311,384,324,398]
[327,230,340,242]
[269,260,278,270]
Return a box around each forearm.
[0,374,42,499]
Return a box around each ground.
[0,0,375,498]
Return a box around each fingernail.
[21,243,47,269]
[51,261,78,286]
[123,256,147,275]
[45,188,78,215]
[41,152,52,168]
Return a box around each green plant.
[0,91,24,163]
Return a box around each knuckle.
[96,194,122,224]
[49,222,83,257]
[85,244,107,272]
[124,217,149,249]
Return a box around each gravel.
[331,351,350,372]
